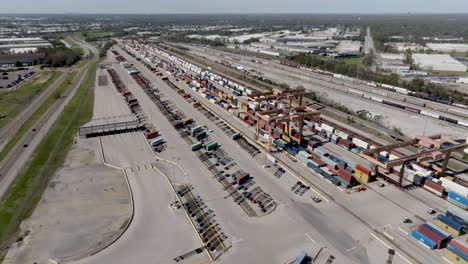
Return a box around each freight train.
[280,61,468,125]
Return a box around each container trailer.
[191,142,203,151]
[150,137,164,146]
[205,142,219,151]
[145,130,159,139]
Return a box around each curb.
[61,137,135,263]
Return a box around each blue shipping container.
[292,251,307,264]
[437,214,464,232]
[448,197,468,210]
[411,230,437,250]
[447,243,468,261]
[448,191,468,208]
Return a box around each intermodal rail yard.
[9,33,464,264]
[2,13,468,264]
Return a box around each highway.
[0,40,98,200]
[0,69,68,152]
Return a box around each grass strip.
[0,71,62,128]
[0,71,78,162]
[0,58,101,256]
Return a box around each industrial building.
[426,43,468,53]
[0,37,52,54]
[412,54,468,72]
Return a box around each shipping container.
[236,172,250,185]
[444,248,468,264]
[150,137,164,146]
[411,230,437,250]
[337,169,356,185]
[205,142,219,151]
[423,180,445,196]
[436,214,464,236]
[447,243,468,262]
[451,239,468,254]
[145,130,159,139]
[447,204,468,227]
[418,225,446,249]
[426,222,453,240]
[448,191,468,209]
[190,142,203,151]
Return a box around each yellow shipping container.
[434,220,462,236]
[355,170,370,184]
[282,134,291,143]
[445,248,468,264]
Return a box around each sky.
[2,0,468,14]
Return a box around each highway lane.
[0,42,98,200]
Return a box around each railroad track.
[0,43,97,199]
[0,70,69,151]
[160,44,410,143]
[186,44,468,118]
[156,70,425,264]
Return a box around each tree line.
[286,53,468,104]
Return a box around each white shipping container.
[298,151,311,159]
[371,96,384,103]
[372,89,388,97]
[321,123,335,133]
[420,110,440,119]
[352,138,369,149]
[394,87,409,94]
[348,89,363,97]
[334,130,349,139]
[458,121,468,127]
[448,108,468,118]
[440,177,468,197]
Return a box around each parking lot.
[0,70,36,89]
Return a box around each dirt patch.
[4,138,132,264]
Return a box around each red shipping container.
[338,138,351,149]
[424,180,445,193]
[145,131,159,139]
[451,240,468,253]
[355,164,371,176]
[338,169,356,184]
[312,156,325,167]
[236,172,250,184]
[328,166,338,175]
[418,225,444,249]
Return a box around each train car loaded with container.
[439,115,458,125]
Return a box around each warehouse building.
[426,43,468,53]
[412,54,468,72]
[0,37,52,54]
